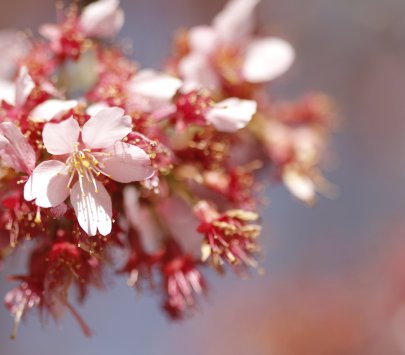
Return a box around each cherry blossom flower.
[40,0,124,60]
[160,89,257,132]
[194,201,261,274]
[178,0,295,91]
[24,107,154,236]
[0,0,335,336]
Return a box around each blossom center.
[65,147,110,194]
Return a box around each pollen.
[65,148,110,195]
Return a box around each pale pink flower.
[0,122,36,174]
[41,0,123,42]
[179,0,295,90]
[24,107,154,236]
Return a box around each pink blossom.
[41,0,123,43]
[178,0,295,90]
[24,107,154,236]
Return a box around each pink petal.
[82,107,131,149]
[0,135,8,149]
[206,98,257,132]
[15,66,35,108]
[129,70,182,111]
[0,122,36,173]
[0,79,16,104]
[70,179,112,236]
[24,160,70,208]
[212,0,260,43]
[38,24,61,43]
[86,102,109,116]
[79,0,124,39]
[42,117,80,155]
[178,53,220,91]
[242,37,295,83]
[30,100,78,122]
[282,168,315,205]
[123,185,161,253]
[188,26,218,54]
[101,142,154,183]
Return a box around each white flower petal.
[0,80,16,105]
[15,66,35,108]
[30,99,78,122]
[188,26,219,54]
[178,53,219,91]
[0,134,8,149]
[24,160,70,208]
[129,70,182,111]
[70,179,112,236]
[42,117,81,155]
[242,37,295,83]
[0,30,28,80]
[0,122,36,173]
[206,98,257,132]
[283,168,316,205]
[101,141,154,183]
[213,0,260,43]
[80,0,124,39]
[86,102,109,116]
[82,107,131,149]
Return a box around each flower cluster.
[0,0,335,336]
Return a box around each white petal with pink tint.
[24,160,70,208]
[178,53,219,91]
[43,117,81,155]
[283,168,315,205]
[213,0,260,43]
[129,70,182,111]
[82,107,131,149]
[0,135,8,149]
[0,122,36,173]
[70,179,112,236]
[39,24,61,43]
[15,66,35,108]
[86,102,109,116]
[80,0,124,39]
[188,26,218,54]
[101,142,154,183]
[0,30,28,80]
[0,80,16,104]
[242,37,295,83]
[206,98,257,132]
[30,99,78,122]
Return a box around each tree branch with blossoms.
[0,0,335,337]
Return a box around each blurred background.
[1,0,405,354]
